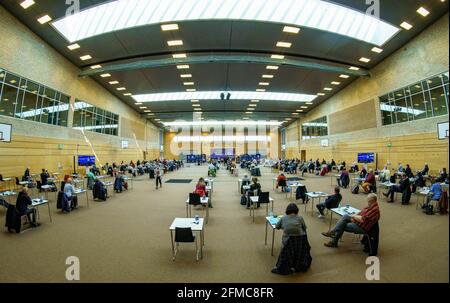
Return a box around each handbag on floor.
[351,185,359,194]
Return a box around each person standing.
[155,166,162,189]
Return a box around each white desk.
[249,196,274,222]
[287,182,304,199]
[0,190,17,203]
[329,206,361,229]
[186,197,209,224]
[379,182,398,201]
[169,218,205,260]
[102,181,114,197]
[41,184,57,202]
[74,189,89,208]
[331,174,341,186]
[73,179,85,188]
[31,199,52,223]
[415,189,430,210]
[205,178,214,192]
[265,216,281,256]
[123,176,133,189]
[305,192,328,216]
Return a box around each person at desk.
[397,163,404,173]
[379,166,391,183]
[63,178,78,213]
[316,187,342,218]
[241,174,251,194]
[359,166,368,179]
[22,167,31,182]
[423,179,442,212]
[272,203,311,275]
[322,194,380,248]
[361,169,376,193]
[337,167,350,188]
[411,171,426,193]
[86,169,96,190]
[276,173,287,192]
[40,169,49,186]
[16,187,38,227]
[435,168,448,183]
[383,174,410,203]
[246,177,262,209]
[194,177,207,197]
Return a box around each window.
[0,68,70,127]
[73,100,119,136]
[302,116,328,140]
[380,71,449,126]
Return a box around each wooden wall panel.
[328,99,377,135]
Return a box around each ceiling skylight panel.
[173,0,195,20]
[270,0,292,21]
[114,0,139,29]
[151,0,172,24]
[215,0,239,18]
[93,4,117,38]
[202,0,222,20]
[258,0,281,22]
[318,4,336,30]
[355,16,373,41]
[137,1,159,26]
[337,9,356,37]
[328,7,346,33]
[242,0,264,20]
[83,6,107,39]
[191,0,210,20]
[347,13,364,38]
[125,1,150,28]
[164,0,185,22]
[305,1,326,28]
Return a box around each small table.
[123,177,133,189]
[305,192,329,216]
[73,179,85,188]
[73,189,89,208]
[265,216,280,256]
[31,199,52,223]
[416,189,430,210]
[41,184,57,202]
[186,197,209,224]
[379,182,397,201]
[249,196,274,222]
[102,181,114,197]
[331,174,341,186]
[0,190,17,203]
[329,206,361,229]
[169,218,205,260]
[287,182,303,199]
[351,177,366,188]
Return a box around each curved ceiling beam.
[79,54,370,77]
[52,0,399,46]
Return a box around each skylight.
[133,91,317,103]
[51,0,399,46]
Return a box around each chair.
[277,179,287,192]
[250,192,271,222]
[188,193,202,217]
[173,227,199,261]
[369,181,377,194]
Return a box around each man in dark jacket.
[316,187,342,218]
[16,187,37,227]
[383,174,410,203]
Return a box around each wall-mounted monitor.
[437,122,449,140]
[0,123,12,143]
[78,155,96,166]
[358,153,375,163]
[121,140,129,149]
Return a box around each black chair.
[360,222,379,256]
[173,227,198,261]
[369,181,377,194]
[250,192,271,222]
[277,179,287,192]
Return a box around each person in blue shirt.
[426,180,442,205]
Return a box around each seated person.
[435,168,448,183]
[194,177,207,197]
[276,173,287,192]
[383,174,410,203]
[359,166,368,179]
[397,163,404,173]
[316,187,342,218]
[16,187,38,227]
[337,168,350,188]
[247,177,262,208]
[411,171,425,193]
[271,203,311,275]
[241,174,251,194]
[423,179,442,211]
[361,169,376,193]
[322,194,380,248]
[379,166,390,183]
[23,167,31,181]
[40,169,49,186]
[63,178,78,213]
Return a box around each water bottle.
[195,214,199,223]
[268,210,274,218]
[41,195,44,202]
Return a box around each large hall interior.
[0,0,449,283]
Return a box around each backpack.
[240,195,247,205]
[351,185,359,194]
[423,204,434,215]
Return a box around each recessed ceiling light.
[243,117,249,120]
[283,26,300,34]
[286,118,292,121]
[191,99,199,103]
[296,109,303,112]
[192,104,200,107]
[371,47,383,53]
[193,108,202,111]
[123,93,132,96]
[177,65,190,69]
[262,75,274,79]
[266,65,279,70]
[245,111,253,114]
[324,87,333,91]
[135,103,143,105]
[80,55,92,61]
[100,73,111,78]
[417,7,430,17]
[259,82,270,86]
[331,81,341,85]
[249,104,257,107]
[154,119,161,121]
[292,113,299,115]
[276,41,292,48]
[147,113,155,116]
[144,110,151,113]
[400,21,413,30]
[173,53,187,59]
[247,108,255,111]
[67,43,80,50]
[20,0,35,9]
[161,23,179,31]
[183,82,195,86]
[38,15,52,24]
[180,74,192,78]
[167,40,183,46]
[271,54,285,60]
[251,100,259,103]
[301,106,308,109]
[109,81,119,85]
[186,89,196,92]
[339,74,350,79]
[359,57,371,63]
[349,66,360,70]
[139,106,147,109]
[117,87,126,91]
[256,89,266,92]
[90,65,102,69]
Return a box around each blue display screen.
[358,153,375,163]
[78,155,96,166]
